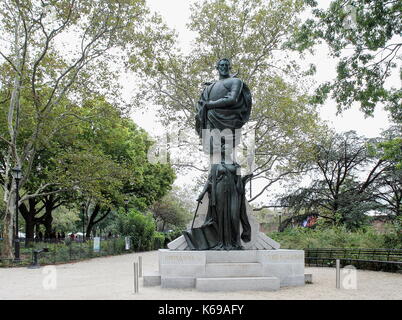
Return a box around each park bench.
[304,248,402,273]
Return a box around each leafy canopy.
[288,0,402,121]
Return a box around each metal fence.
[304,248,402,273]
[0,237,165,267]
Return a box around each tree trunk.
[1,208,14,259]
[86,205,111,238]
[25,216,35,247]
[43,215,53,240]
[20,198,42,247]
[1,186,16,259]
[1,14,23,260]
[35,222,40,241]
[86,204,100,239]
[43,204,53,240]
[40,195,58,241]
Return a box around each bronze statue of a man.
[184,58,252,251]
[195,58,252,155]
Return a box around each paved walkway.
[0,250,401,300]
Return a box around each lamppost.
[124,199,129,214]
[81,202,86,242]
[11,166,22,262]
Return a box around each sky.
[127,0,396,204]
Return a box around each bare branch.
[172,163,209,172]
[19,189,66,203]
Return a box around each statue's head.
[215,58,231,77]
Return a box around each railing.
[304,248,402,273]
[0,237,164,267]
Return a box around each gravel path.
[1,250,401,300]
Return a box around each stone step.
[196,276,280,291]
[205,262,263,277]
[143,272,161,287]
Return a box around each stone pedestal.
[143,249,305,291]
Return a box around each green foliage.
[377,138,402,170]
[269,224,401,250]
[151,187,193,231]
[115,208,158,251]
[1,92,176,240]
[367,126,402,217]
[288,0,402,121]
[51,207,81,233]
[382,216,402,248]
[152,232,166,250]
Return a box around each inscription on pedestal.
[159,250,206,265]
[258,250,304,264]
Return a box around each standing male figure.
[196,58,251,162]
[186,58,252,250]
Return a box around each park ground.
[0,250,401,300]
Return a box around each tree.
[41,97,176,239]
[0,0,163,258]
[289,0,402,121]
[373,167,402,218]
[280,130,390,230]
[370,125,402,217]
[131,0,326,207]
[150,187,192,231]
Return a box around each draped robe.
[189,76,252,250]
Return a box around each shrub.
[116,208,158,251]
[382,217,402,249]
[152,232,165,250]
[269,224,402,249]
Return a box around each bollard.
[336,259,340,289]
[138,256,142,278]
[136,262,139,293]
[133,262,139,293]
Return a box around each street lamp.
[124,199,129,214]
[81,202,86,242]
[11,166,22,262]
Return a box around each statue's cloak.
[195,78,252,137]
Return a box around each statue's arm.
[196,181,210,202]
[206,78,242,109]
